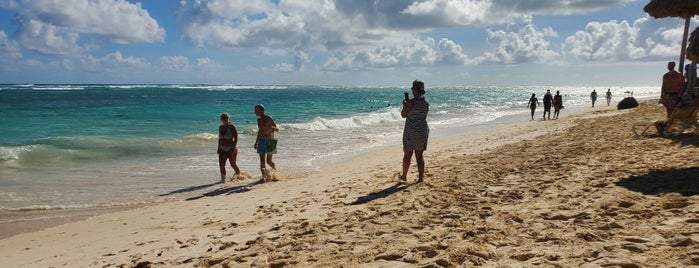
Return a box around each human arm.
[661,73,670,102]
[401,99,413,118]
[254,120,261,150]
[217,128,222,150]
[217,125,224,153]
[232,125,238,149]
[271,117,279,132]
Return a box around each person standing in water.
[605,88,612,106]
[527,93,538,120]
[254,104,279,182]
[218,113,240,183]
[553,91,563,119]
[399,80,430,183]
[542,89,553,120]
[590,90,598,107]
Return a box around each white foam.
[284,109,402,131]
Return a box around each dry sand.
[1,100,698,267]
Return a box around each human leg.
[415,150,425,182]
[218,152,228,182]
[228,148,240,175]
[259,153,267,179]
[400,150,413,180]
[266,154,276,170]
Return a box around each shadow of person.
[666,133,699,147]
[351,182,412,205]
[615,167,699,196]
[159,182,219,197]
[185,179,265,201]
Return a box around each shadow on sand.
[185,180,265,201]
[159,183,219,197]
[351,182,413,205]
[667,133,699,147]
[615,167,699,196]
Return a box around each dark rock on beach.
[617,97,639,110]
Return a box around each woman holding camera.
[399,80,430,183]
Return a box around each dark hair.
[255,104,265,111]
[413,80,425,95]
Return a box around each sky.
[0,0,696,87]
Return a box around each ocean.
[0,84,657,227]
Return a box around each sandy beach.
[1,100,698,267]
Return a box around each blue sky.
[0,0,695,86]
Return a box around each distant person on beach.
[661,61,685,118]
[527,93,538,120]
[218,113,240,183]
[399,80,429,183]
[605,89,612,106]
[590,90,598,107]
[553,91,563,119]
[542,89,553,120]
[254,104,279,181]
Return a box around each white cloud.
[563,20,637,61]
[477,16,558,64]
[82,51,151,71]
[175,0,635,71]
[402,0,635,26]
[196,57,216,68]
[323,37,469,71]
[177,0,396,51]
[0,0,684,84]
[161,56,189,70]
[293,52,310,71]
[206,0,277,19]
[16,19,85,56]
[563,16,685,62]
[489,0,635,16]
[272,62,296,73]
[9,0,164,56]
[402,0,491,26]
[259,52,309,73]
[434,38,470,65]
[0,30,22,59]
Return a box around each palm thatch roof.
[644,0,699,19]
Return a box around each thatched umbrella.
[644,0,699,75]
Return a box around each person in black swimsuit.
[527,93,538,120]
[218,112,240,183]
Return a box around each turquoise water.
[0,84,657,212]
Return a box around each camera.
[404,92,409,101]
